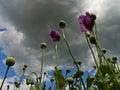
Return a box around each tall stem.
[40,49,44,84]
[55,42,58,68]
[0,66,10,90]
[85,33,99,68]
[61,29,87,90]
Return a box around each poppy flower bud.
[74,60,82,65]
[67,77,74,84]
[59,20,66,28]
[44,72,46,75]
[24,64,27,68]
[22,67,26,71]
[112,56,117,61]
[78,69,84,76]
[7,85,10,89]
[6,56,15,67]
[26,77,33,85]
[102,48,107,54]
[89,35,96,44]
[41,42,47,49]
[50,78,54,82]
[91,13,96,20]
[66,68,71,73]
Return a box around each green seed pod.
[6,56,15,67]
[66,68,71,73]
[59,20,66,28]
[22,67,26,71]
[112,56,117,61]
[7,85,10,89]
[67,77,74,84]
[91,13,96,20]
[50,78,54,82]
[26,77,33,85]
[41,42,47,49]
[14,82,20,88]
[102,48,107,54]
[74,60,82,65]
[44,72,46,75]
[89,35,96,44]
[24,64,27,68]
[78,69,84,76]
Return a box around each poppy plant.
[49,29,60,42]
[78,12,95,32]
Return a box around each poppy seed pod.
[41,42,47,49]
[59,20,66,28]
[24,64,28,68]
[6,56,15,67]
[67,77,74,84]
[78,69,84,76]
[91,13,96,20]
[50,78,54,82]
[89,35,96,44]
[102,48,107,54]
[112,56,117,61]
[66,68,71,73]
[74,60,82,65]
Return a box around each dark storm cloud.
[0,0,89,72]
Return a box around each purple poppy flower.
[78,12,95,32]
[49,29,60,42]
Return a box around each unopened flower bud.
[112,56,117,61]
[67,77,74,84]
[102,48,107,54]
[93,66,96,69]
[41,42,47,49]
[44,72,46,75]
[59,20,66,28]
[89,35,96,44]
[22,67,26,71]
[78,69,84,76]
[50,78,54,82]
[7,85,10,89]
[26,77,33,85]
[24,64,27,68]
[91,13,96,20]
[14,82,20,88]
[74,60,82,65]
[6,56,15,67]
[66,68,71,73]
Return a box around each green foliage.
[54,69,66,90]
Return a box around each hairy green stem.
[40,49,44,84]
[61,29,87,90]
[85,33,99,68]
[0,66,10,90]
[55,42,58,68]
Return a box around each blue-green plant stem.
[94,23,103,64]
[94,23,115,76]
[96,40,115,76]
[0,66,10,90]
[40,48,45,84]
[85,33,107,86]
[85,33,99,68]
[116,63,120,72]
[61,28,87,90]
[55,42,58,68]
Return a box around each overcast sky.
[0,0,120,76]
